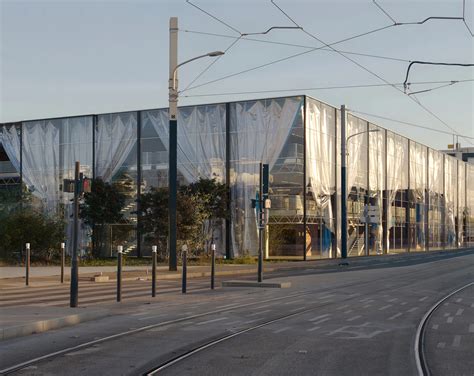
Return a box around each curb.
[1,309,109,341]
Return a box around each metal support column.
[424,149,430,251]
[405,141,411,252]
[333,107,338,258]
[70,161,80,307]
[340,105,348,261]
[225,102,232,260]
[382,129,388,254]
[303,96,307,261]
[441,154,446,249]
[365,122,370,256]
[136,111,142,258]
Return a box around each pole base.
[338,261,349,266]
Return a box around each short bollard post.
[60,242,65,284]
[25,243,30,286]
[182,246,187,294]
[152,245,157,297]
[211,243,216,290]
[117,246,123,302]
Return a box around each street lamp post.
[340,105,379,263]
[168,16,224,271]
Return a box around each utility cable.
[181,29,411,63]
[347,108,474,139]
[185,0,241,35]
[181,79,473,98]
[406,81,457,96]
[271,0,473,145]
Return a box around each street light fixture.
[168,17,225,271]
[340,104,380,263]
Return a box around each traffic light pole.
[70,161,79,307]
[258,163,263,283]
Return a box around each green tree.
[79,178,127,257]
[0,211,65,262]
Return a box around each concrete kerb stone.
[0,309,109,341]
[222,280,291,288]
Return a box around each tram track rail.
[414,281,474,376]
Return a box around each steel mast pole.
[340,105,348,263]
[168,17,178,272]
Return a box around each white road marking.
[447,317,454,323]
[347,315,361,322]
[471,303,474,308]
[379,304,392,311]
[432,324,439,330]
[419,296,428,302]
[437,342,445,348]
[407,307,419,312]
[311,317,331,325]
[290,307,306,312]
[248,310,271,317]
[468,324,474,333]
[344,309,353,314]
[252,304,271,310]
[336,305,349,310]
[452,335,461,347]
[284,299,304,305]
[444,313,450,317]
[388,298,398,302]
[388,312,403,320]
[196,317,228,326]
[400,302,407,306]
[309,314,330,322]
[273,327,291,334]
[362,304,372,308]
[216,303,241,309]
[455,298,463,303]
[455,308,464,316]
[307,326,321,332]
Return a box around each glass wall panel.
[0,124,22,214]
[386,132,408,253]
[409,141,427,251]
[95,112,137,256]
[457,162,466,247]
[368,124,385,255]
[467,165,474,246]
[346,115,369,257]
[305,99,336,259]
[230,96,304,257]
[428,149,444,250]
[140,105,226,256]
[444,156,457,248]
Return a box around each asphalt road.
[1,250,473,376]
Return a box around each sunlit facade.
[1,95,473,259]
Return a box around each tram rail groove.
[414,281,474,376]
[1,258,472,375]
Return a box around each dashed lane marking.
[307,326,321,332]
[407,307,419,312]
[432,324,439,330]
[273,326,291,334]
[388,312,403,320]
[379,304,392,311]
[437,342,446,348]
[447,317,454,323]
[309,314,330,322]
[452,335,461,347]
[455,308,464,316]
[347,315,362,322]
[196,317,228,326]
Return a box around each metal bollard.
[152,245,157,297]
[60,242,65,284]
[117,246,123,302]
[211,243,216,290]
[182,247,187,294]
[25,243,30,286]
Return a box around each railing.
[0,161,18,174]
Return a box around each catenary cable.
[271,0,473,146]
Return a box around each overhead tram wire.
[270,0,474,146]
[183,0,301,93]
[181,29,412,63]
[181,79,473,98]
[373,0,473,37]
[346,108,474,140]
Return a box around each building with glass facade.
[1,95,473,259]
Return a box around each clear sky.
[1,0,473,150]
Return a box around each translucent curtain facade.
[0,124,21,173]
[467,165,474,246]
[21,120,61,214]
[428,149,444,249]
[230,97,303,257]
[95,112,137,256]
[305,98,336,259]
[368,124,385,255]
[457,163,466,247]
[386,132,408,252]
[346,115,368,256]
[141,105,227,255]
[409,141,427,251]
[444,156,457,248]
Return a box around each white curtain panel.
[230,97,302,256]
[444,156,457,246]
[22,120,60,214]
[0,125,21,173]
[306,99,335,232]
[347,115,367,194]
[145,104,226,184]
[95,112,137,182]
